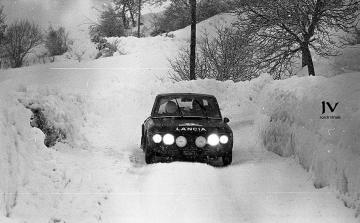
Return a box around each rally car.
[140,93,233,166]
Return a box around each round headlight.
[163,134,175,145]
[220,135,229,144]
[152,134,162,143]
[195,136,207,148]
[207,134,219,146]
[176,136,187,147]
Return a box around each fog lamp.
[207,134,219,146]
[163,134,175,145]
[176,136,187,147]
[152,134,162,143]
[195,136,207,148]
[220,135,229,144]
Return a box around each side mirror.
[224,117,230,123]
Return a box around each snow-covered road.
[83,118,354,223]
[29,115,354,223]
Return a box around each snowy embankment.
[1,13,360,222]
[0,84,92,221]
[257,72,360,216]
[0,96,47,218]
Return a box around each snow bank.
[0,95,50,218]
[312,45,360,77]
[0,85,100,222]
[17,87,89,148]
[257,72,360,216]
[157,74,273,121]
[64,38,98,62]
[104,35,184,64]
[169,13,237,41]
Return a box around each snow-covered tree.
[235,0,360,77]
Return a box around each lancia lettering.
[176,127,207,132]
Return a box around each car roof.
[156,93,215,98]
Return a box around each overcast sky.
[1,0,166,38]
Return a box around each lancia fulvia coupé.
[140,93,233,166]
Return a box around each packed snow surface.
[1,13,360,223]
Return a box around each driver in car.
[164,101,178,115]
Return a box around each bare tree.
[169,27,258,82]
[3,20,42,68]
[45,26,69,56]
[113,0,129,29]
[0,5,6,44]
[113,0,142,29]
[235,0,360,77]
[113,0,152,36]
[90,5,126,39]
[169,47,210,81]
[200,27,258,81]
[137,0,142,37]
[0,5,7,68]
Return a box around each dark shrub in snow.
[45,26,69,57]
[30,108,66,147]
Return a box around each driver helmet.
[165,101,178,114]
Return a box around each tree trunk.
[137,0,141,38]
[122,6,129,29]
[301,44,315,76]
[129,9,136,27]
[190,0,197,80]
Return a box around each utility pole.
[137,0,141,38]
[189,0,196,80]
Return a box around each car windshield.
[153,95,222,118]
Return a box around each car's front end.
[145,118,233,162]
[142,93,233,166]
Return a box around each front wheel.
[145,149,154,164]
[222,152,232,166]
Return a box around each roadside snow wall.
[257,72,360,217]
[0,96,49,218]
[17,87,89,148]
[0,85,90,220]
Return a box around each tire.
[145,149,154,164]
[140,136,145,151]
[144,132,154,164]
[140,129,146,151]
[222,152,232,166]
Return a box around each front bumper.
[148,143,232,161]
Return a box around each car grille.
[176,133,204,150]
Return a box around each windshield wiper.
[174,98,184,117]
[193,99,208,118]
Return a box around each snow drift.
[0,95,49,218]
[257,72,360,216]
